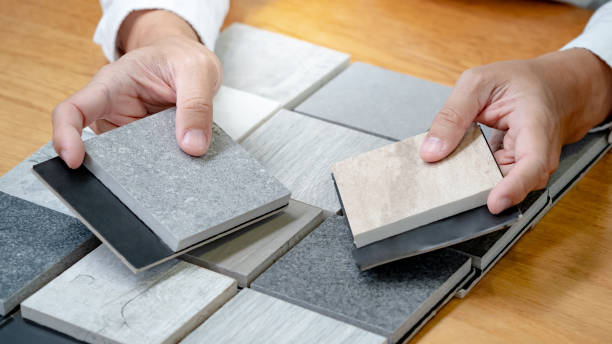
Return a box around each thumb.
[420,69,490,162]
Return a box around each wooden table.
[1,0,610,342]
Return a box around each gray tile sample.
[0,312,83,344]
[182,200,323,287]
[182,289,388,344]
[22,245,237,344]
[295,62,452,141]
[241,109,391,213]
[83,108,290,251]
[216,23,350,109]
[0,192,98,316]
[251,216,471,343]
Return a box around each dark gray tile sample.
[0,312,84,344]
[295,62,452,141]
[0,191,98,316]
[251,216,471,343]
[241,109,391,213]
[83,108,290,251]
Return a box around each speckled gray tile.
[0,132,95,216]
[251,216,471,343]
[295,62,452,141]
[182,289,387,344]
[83,108,290,251]
[0,192,98,316]
[22,245,237,344]
[241,109,391,213]
[182,200,323,287]
[215,23,350,108]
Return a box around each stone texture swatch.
[21,245,236,344]
[251,216,471,343]
[83,108,290,251]
[215,23,350,108]
[332,125,502,247]
[241,109,391,213]
[182,200,323,287]
[295,62,452,141]
[0,192,98,316]
[213,86,281,142]
[182,289,388,344]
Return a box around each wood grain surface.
[1,0,610,342]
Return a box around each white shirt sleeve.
[562,1,612,68]
[93,0,229,61]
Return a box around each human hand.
[52,10,222,168]
[420,49,612,214]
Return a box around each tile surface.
[182,200,323,287]
[182,289,387,344]
[241,109,391,212]
[215,23,350,108]
[0,312,83,344]
[295,62,452,140]
[333,125,502,247]
[83,108,290,251]
[0,192,98,316]
[213,86,281,142]
[251,216,471,343]
[21,246,236,344]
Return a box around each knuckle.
[181,96,213,116]
[436,107,464,128]
[458,67,488,91]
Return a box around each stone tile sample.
[182,200,323,287]
[216,23,350,108]
[21,245,237,344]
[333,125,502,247]
[0,192,98,316]
[213,86,281,142]
[83,108,290,251]
[182,289,387,344]
[0,312,82,344]
[241,109,391,213]
[0,131,95,216]
[451,190,549,269]
[295,62,452,141]
[251,216,471,343]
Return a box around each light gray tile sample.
[0,192,98,316]
[182,289,387,344]
[295,62,452,141]
[251,216,471,343]
[215,23,350,108]
[182,200,323,287]
[83,108,290,251]
[0,132,95,216]
[22,245,237,344]
[241,109,391,213]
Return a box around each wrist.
[118,10,200,53]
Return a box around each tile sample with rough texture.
[0,192,98,316]
[182,200,323,287]
[213,86,281,142]
[295,62,452,141]
[83,108,290,251]
[0,132,95,216]
[21,245,236,344]
[241,109,391,213]
[333,125,502,247]
[0,312,83,344]
[216,23,350,108]
[251,216,471,343]
[182,289,387,344]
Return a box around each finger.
[420,69,491,162]
[90,119,119,134]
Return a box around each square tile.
[82,108,290,251]
[0,312,82,344]
[295,62,452,140]
[241,109,391,213]
[182,200,323,287]
[21,246,236,344]
[216,23,350,108]
[251,216,471,343]
[182,289,388,344]
[0,192,98,316]
[332,125,502,247]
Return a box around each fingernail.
[182,129,208,153]
[495,197,513,213]
[421,136,445,155]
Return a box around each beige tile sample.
[332,125,502,247]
